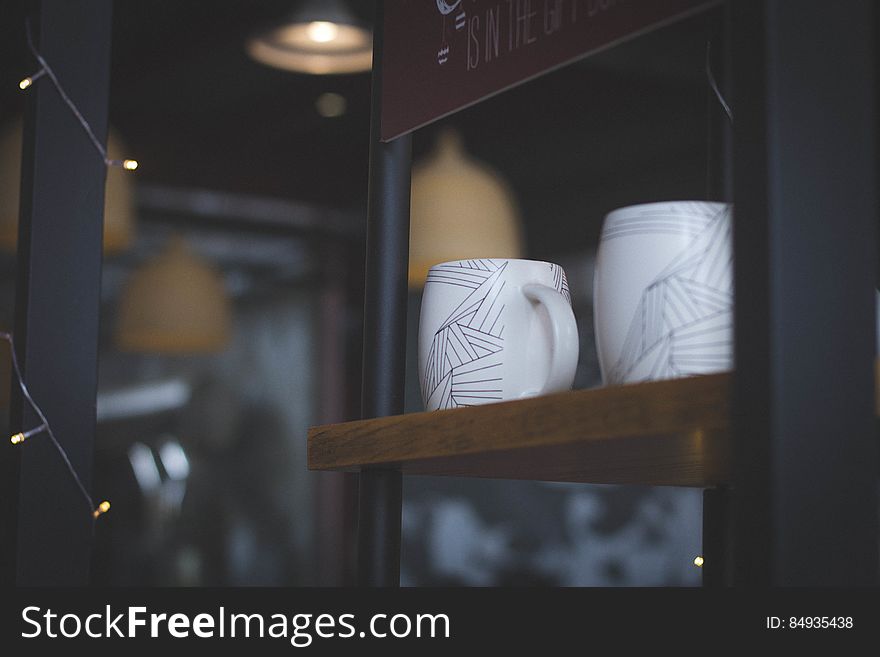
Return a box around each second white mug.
[593,201,733,385]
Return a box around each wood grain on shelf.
[308,373,731,487]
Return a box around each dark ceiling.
[1,0,724,258]
[1,0,375,205]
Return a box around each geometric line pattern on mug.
[423,259,506,409]
[608,205,733,384]
[550,263,571,304]
[601,201,723,242]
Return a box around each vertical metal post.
[0,0,112,585]
[701,6,733,589]
[704,7,727,203]
[357,0,411,587]
[702,487,730,587]
[731,0,879,585]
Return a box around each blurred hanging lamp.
[0,118,135,253]
[245,0,372,75]
[409,128,525,287]
[115,235,232,353]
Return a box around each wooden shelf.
[308,373,731,487]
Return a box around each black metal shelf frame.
[357,0,879,587]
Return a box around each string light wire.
[1,332,108,520]
[10,19,113,522]
[706,41,733,124]
[20,18,137,171]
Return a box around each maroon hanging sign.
[380,0,717,141]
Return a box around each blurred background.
[0,0,724,586]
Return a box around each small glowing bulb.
[693,555,704,567]
[122,159,138,171]
[10,425,46,444]
[19,77,32,90]
[307,21,339,43]
[93,500,111,518]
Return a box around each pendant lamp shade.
[115,236,232,353]
[245,0,372,75]
[0,118,135,253]
[409,129,524,287]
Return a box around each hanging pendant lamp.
[115,236,232,353]
[409,129,525,287]
[0,118,135,253]
[245,0,372,75]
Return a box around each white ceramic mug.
[419,258,578,411]
[593,201,733,385]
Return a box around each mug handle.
[522,284,579,395]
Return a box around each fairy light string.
[19,19,138,171]
[10,18,122,522]
[706,40,733,124]
[2,331,110,521]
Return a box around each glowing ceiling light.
[307,21,339,43]
[245,0,371,75]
